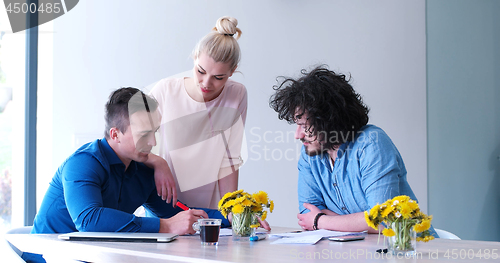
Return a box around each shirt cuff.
[138,216,161,233]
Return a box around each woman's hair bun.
[192,16,242,70]
[213,16,241,39]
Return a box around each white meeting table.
[6,226,500,262]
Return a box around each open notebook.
[58,232,178,243]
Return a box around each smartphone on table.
[329,236,365,242]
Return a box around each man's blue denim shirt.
[298,125,419,215]
[32,138,228,234]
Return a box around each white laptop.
[58,232,178,243]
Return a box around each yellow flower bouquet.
[364,195,434,255]
[218,189,274,239]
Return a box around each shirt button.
[333,183,337,187]
[342,207,347,210]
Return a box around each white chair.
[6,226,33,234]
[435,228,461,240]
[5,226,33,261]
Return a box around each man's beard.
[301,139,327,157]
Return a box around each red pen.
[176,201,190,211]
[176,201,204,218]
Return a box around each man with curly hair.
[270,66,432,234]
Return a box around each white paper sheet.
[219,228,233,236]
[270,234,323,245]
[269,229,364,239]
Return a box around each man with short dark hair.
[270,66,435,235]
[32,87,224,235]
[24,88,228,262]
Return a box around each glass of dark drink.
[193,219,221,245]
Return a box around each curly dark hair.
[269,65,370,150]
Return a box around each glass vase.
[231,212,256,241]
[386,221,417,256]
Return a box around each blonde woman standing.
[146,16,247,211]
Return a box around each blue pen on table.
[250,233,267,241]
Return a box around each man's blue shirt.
[298,125,419,214]
[32,138,227,234]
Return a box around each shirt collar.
[336,143,348,159]
[100,138,139,176]
[318,142,349,172]
[100,138,123,165]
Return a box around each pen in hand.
[176,201,204,218]
[176,201,190,211]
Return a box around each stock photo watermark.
[3,0,79,33]
[247,126,379,162]
[289,248,424,260]
[289,248,499,260]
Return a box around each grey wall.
[41,0,428,228]
[427,0,500,241]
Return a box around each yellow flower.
[261,211,268,221]
[364,211,377,230]
[235,196,247,204]
[253,191,268,205]
[413,219,431,233]
[218,189,273,225]
[392,195,410,204]
[369,204,380,218]
[250,224,260,228]
[417,235,434,242]
[241,199,254,207]
[400,203,412,219]
[422,235,435,242]
[232,204,244,214]
[364,195,434,244]
[381,205,394,217]
[382,228,396,237]
[218,192,233,208]
[222,199,236,210]
[220,209,228,218]
[407,200,419,211]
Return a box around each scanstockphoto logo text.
[289,248,499,260]
[3,0,79,33]
[247,127,379,162]
[289,248,424,260]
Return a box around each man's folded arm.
[63,154,160,233]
